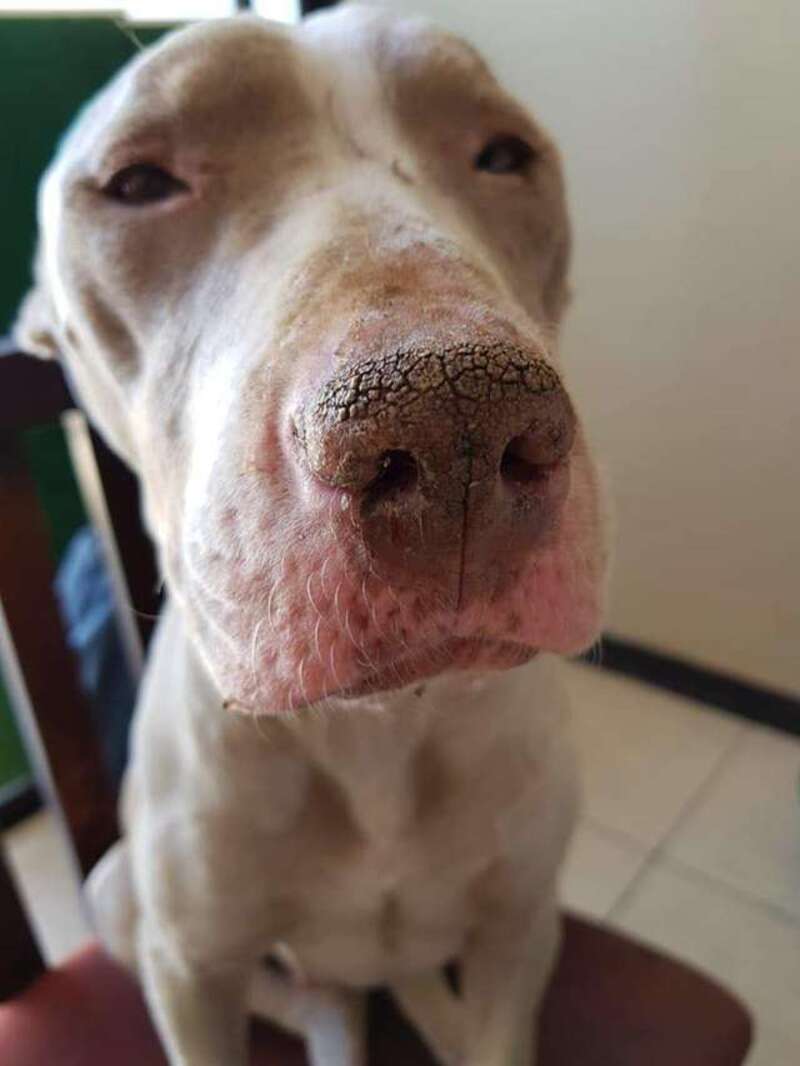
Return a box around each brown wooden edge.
[0,344,75,430]
[0,349,130,1000]
[0,344,159,653]
[0,429,118,879]
[0,849,44,1000]
[88,428,160,651]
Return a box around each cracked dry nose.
[293,343,576,599]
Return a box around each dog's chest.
[264,709,546,986]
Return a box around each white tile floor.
[3,661,800,1063]
[561,664,800,1066]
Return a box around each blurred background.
[0,2,798,1062]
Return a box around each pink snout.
[293,342,575,606]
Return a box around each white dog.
[16,7,607,1065]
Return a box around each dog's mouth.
[328,636,538,703]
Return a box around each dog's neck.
[151,600,563,844]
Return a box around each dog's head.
[16,7,608,712]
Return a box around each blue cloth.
[54,526,136,784]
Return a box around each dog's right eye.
[102,163,189,205]
[474,135,537,176]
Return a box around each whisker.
[332,580,344,629]
[313,616,324,665]
[249,617,265,689]
[319,554,332,599]
[328,640,344,692]
[306,573,322,616]
[297,657,311,709]
[266,582,279,631]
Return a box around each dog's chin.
[309,637,538,706]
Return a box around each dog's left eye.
[475,135,537,176]
[102,163,189,205]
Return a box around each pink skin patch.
[175,426,605,714]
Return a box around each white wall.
[384,0,800,694]
[0,1,298,22]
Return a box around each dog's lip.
[330,637,538,702]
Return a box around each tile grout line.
[604,720,752,921]
[659,853,800,930]
[580,815,655,856]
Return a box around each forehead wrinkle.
[81,20,308,164]
[373,18,495,97]
[308,12,500,130]
[134,25,295,106]
[291,16,408,176]
[374,24,547,156]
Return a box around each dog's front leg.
[460,890,560,1066]
[139,930,251,1066]
[249,965,366,1066]
[391,971,466,1066]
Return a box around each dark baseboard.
[584,635,800,738]
[301,0,338,13]
[0,777,42,832]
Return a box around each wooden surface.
[88,428,160,651]
[0,346,75,430]
[0,916,753,1064]
[0,430,118,881]
[0,850,43,1000]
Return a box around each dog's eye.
[103,163,188,205]
[475,135,537,176]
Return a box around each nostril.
[364,450,419,509]
[501,433,562,486]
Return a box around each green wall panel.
[1,15,177,330]
[0,15,176,792]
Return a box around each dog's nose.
[294,343,575,602]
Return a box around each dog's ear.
[13,279,61,360]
